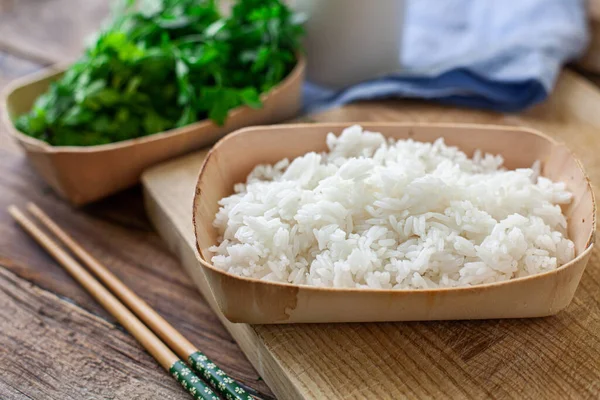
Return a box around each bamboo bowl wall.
[193,123,595,324]
[1,57,305,205]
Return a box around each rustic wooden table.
[0,1,273,399]
[2,1,600,400]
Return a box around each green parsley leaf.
[15,0,303,146]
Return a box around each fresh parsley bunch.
[15,0,303,146]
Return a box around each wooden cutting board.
[142,70,600,400]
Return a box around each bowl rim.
[193,122,596,294]
[0,55,306,154]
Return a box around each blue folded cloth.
[303,0,589,113]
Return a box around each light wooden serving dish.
[1,57,305,205]
[193,123,596,324]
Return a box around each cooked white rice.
[210,125,575,289]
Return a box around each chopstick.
[22,203,256,400]
[8,205,217,400]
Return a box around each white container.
[295,0,405,89]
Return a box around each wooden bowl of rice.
[192,123,595,324]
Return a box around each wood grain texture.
[143,69,600,399]
[0,0,108,63]
[0,0,597,397]
[2,58,303,205]
[0,267,189,399]
[191,122,594,324]
[0,51,42,89]
[0,0,103,154]
[0,1,273,397]
[0,50,42,154]
[0,39,271,397]
[0,146,273,397]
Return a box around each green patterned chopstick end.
[189,351,253,400]
[170,360,218,400]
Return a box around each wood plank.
[0,2,273,393]
[0,51,43,89]
[0,50,44,154]
[143,69,600,399]
[0,146,272,396]
[0,267,190,399]
[0,0,108,64]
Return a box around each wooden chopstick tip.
[7,204,22,219]
[26,201,39,212]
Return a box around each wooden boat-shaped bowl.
[1,57,305,205]
[193,123,596,324]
